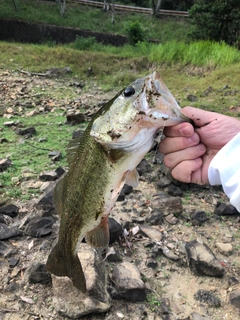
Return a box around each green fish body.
[46,71,192,292]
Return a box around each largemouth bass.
[46,71,192,292]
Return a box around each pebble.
[139,225,163,241]
[24,216,55,237]
[194,289,221,307]
[0,204,19,218]
[112,262,146,302]
[215,242,233,256]
[229,288,240,309]
[185,240,225,277]
[0,158,12,171]
[0,223,22,240]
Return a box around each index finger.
[164,122,194,138]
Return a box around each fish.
[46,71,192,293]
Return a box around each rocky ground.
[1,69,240,320]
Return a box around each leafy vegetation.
[189,0,240,48]
[0,0,193,43]
[124,20,146,45]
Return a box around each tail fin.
[46,244,86,293]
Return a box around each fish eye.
[123,86,135,97]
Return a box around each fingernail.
[190,133,199,143]
[180,125,190,136]
[196,144,205,152]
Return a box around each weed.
[146,293,162,311]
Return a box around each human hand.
[159,106,240,184]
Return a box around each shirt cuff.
[208,132,240,212]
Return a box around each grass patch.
[0,0,192,42]
[1,40,240,203]
[0,110,80,201]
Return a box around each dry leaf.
[20,296,34,304]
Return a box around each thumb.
[182,106,219,128]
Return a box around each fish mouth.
[136,71,191,126]
[90,71,193,149]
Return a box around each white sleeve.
[208,132,240,212]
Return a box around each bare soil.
[1,70,240,320]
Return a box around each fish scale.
[46,71,193,292]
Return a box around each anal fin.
[85,215,109,248]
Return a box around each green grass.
[0,37,240,203]
[0,110,80,202]
[0,0,192,42]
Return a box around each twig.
[17,69,49,77]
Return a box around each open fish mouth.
[90,71,192,149]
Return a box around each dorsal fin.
[66,136,82,164]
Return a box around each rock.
[145,209,163,225]
[55,166,66,178]
[106,247,122,262]
[15,127,36,136]
[164,213,179,225]
[24,216,55,237]
[23,262,52,285]
[139,225,163,241]
[109,218,122,244]
[3,121,16,127]
[9,257,19,268]
[51,243,110,318]
[5,281,19,293]
[66,112,86,125]
[155,175,171,188]
[229,288,240,308]
[146,258,158,269]
[228,276,239,286]
[0,223,22,240]
[69,81,85,88]
[187,94,197,102]
[36,181,56,213]
[0,158,12,171]
[39,170,59,181]
[72,128,85,139]
[190,211,209,226]
[48,150,61,161]
[0,241,13,257]
[161,246,180,261]
[111,262,146,302]
[137,158,152,176]
[185,240,225,277]
[0,213,12,224]
[167,183,183,197]
[191,312,211,320]
[215,242,233,256]
[117,184,133,201]
[151,193,183,216]
[194,289,221,307]
[214,202,239,215]
[0,204,19,218]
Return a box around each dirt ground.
[1,70,240,320]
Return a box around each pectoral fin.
[85,215,109,248]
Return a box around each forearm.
[208,132,240,212]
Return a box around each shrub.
[125,20,145,46]
[189,0,240,48]
[73,35,96,50]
